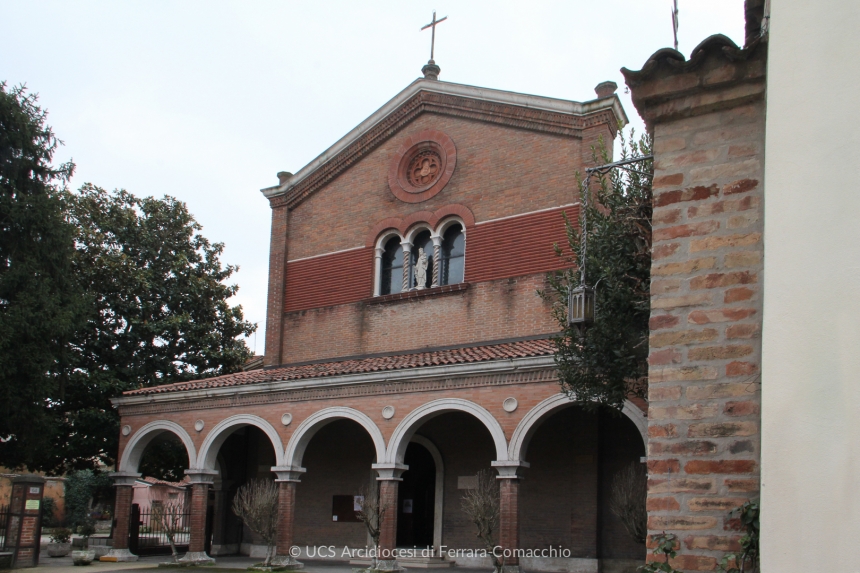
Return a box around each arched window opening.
[440,224,465,285]
[381,236,404,295]
[411,229,434,290]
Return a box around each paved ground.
[29,556,473,573]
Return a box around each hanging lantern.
[568,285,595,326]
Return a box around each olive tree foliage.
[355,477,388,569]
[541,131,653,412]
[460,469,504,573]
[232,480,280,567]
[608,462,647,544]
[0,83,83,469]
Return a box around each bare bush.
[355,476,388,570]
[608,463,647,544]
[460,470,504,573]
[150,488,188,562]
[232,479,280,566]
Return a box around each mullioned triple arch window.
[375,218,465,296]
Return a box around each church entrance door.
[396,442,436,548]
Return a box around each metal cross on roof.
[421,10,448,61]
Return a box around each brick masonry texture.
[624,36,766,572]
[266,106,611,366]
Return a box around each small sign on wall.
[457,476,478,490]
[331,495,361,522]
[25,500,40,510]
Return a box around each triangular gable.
[261,78,627,209]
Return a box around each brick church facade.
[106,20,766,572]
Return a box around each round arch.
[119,420,197,473]
[284,407,386,469]
[508,394,648,462]
[387,399,508,464]
[196,414,285,470]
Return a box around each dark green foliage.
[51,185,256,472]
[718,500,759,573]
[0,83,83,468]
[64,469,112,530]
[639,532,682,573]
[41,496,60,527]
[0,82,255,474]
[138,434,190,482]
[542,131,652,411]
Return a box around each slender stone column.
[272,467,306,569]
[181,470,217,565]
[430,235,442,287]
[100,472,140,562]
[373,463,408,571]
[492,461,529,573]
[373,247,384,296]
[400,240,412,292]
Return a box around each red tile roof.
[124,338,556,397]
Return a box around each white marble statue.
[414,247,428,289]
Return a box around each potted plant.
[71,520,97,566]
[46,528,73,557]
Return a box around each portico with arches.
[107,63,647,572]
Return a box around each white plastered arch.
[404,223,434,243]
[375,230,404,250]
[284,407,386,470]
[387,398,508,464]
[435,215,466,237]
[196,414,285,470]
[508,393,648,462]
[119,420,197,473]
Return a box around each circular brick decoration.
[388,129,456,203]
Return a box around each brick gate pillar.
[373,463,407,570]
[181,470,217,565]
[101,472,140,562]
[622,35,766,571]
[272,467,305,569]
[493,461,529,573]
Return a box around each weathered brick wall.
[624,37,766,571]
[264,91,620,367]
[281,274,557,363]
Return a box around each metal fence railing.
[129,505,192,555]
[0,504,9,550]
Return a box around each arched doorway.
[396,442,436,548]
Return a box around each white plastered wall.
[761,2,860,570]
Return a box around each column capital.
[109,472,141,486]
[372,463,409,481]
[400,240,413,249]
[430,235,442,246]
[184,469,218,484]
[271,466,306,482]
[374,246,385,257]
[491,460,530,479]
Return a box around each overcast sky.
[1,1,744,354]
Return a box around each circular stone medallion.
[382,405,396,420]
[194,419,205,432]
[121,425,132,436]
[281,413,293,426]
[503,397,519,413]
[388,129,457,203]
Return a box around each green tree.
[44,185,257,472]
[542,131,652,411]
[0,83,83,469]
